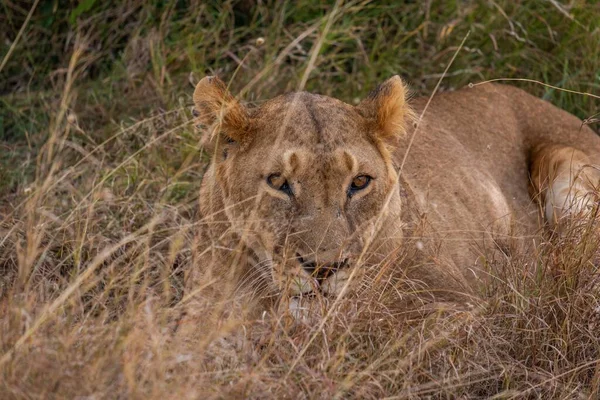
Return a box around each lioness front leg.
[530,144,600,226]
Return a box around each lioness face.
[194,76,413,298]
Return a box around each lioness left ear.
[356,75,414,145]
[193,76,249,143]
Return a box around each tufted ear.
[356,76,415,145]
[193,76,249,142]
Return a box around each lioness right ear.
[193,76,249,142]
[356,75,415,145]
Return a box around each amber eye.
[348,175,372,197]
[267,173,293,196]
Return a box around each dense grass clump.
[1,1,600,398]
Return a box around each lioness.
[191,75,600,315]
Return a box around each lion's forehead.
[232,91,388,201]
[251,92,366,148]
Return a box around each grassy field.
[1,0,600,398]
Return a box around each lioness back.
[397,84,600,288]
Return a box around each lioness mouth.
[296,254,349,281]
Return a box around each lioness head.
[194,76,414,298]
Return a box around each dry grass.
[1,1,600,398]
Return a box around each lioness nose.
[298,255,348,281]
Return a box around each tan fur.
[530,144,600,226]
[190,76,600,312]
[356,75,416,144]
[193,76,248,142]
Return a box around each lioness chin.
[189,75,600,320]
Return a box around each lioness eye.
[267,173,293,196]
[348,175,372,197]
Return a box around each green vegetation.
[1,1,599,398]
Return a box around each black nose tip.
[297,255,348,281]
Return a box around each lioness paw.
[321,268,354,296]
